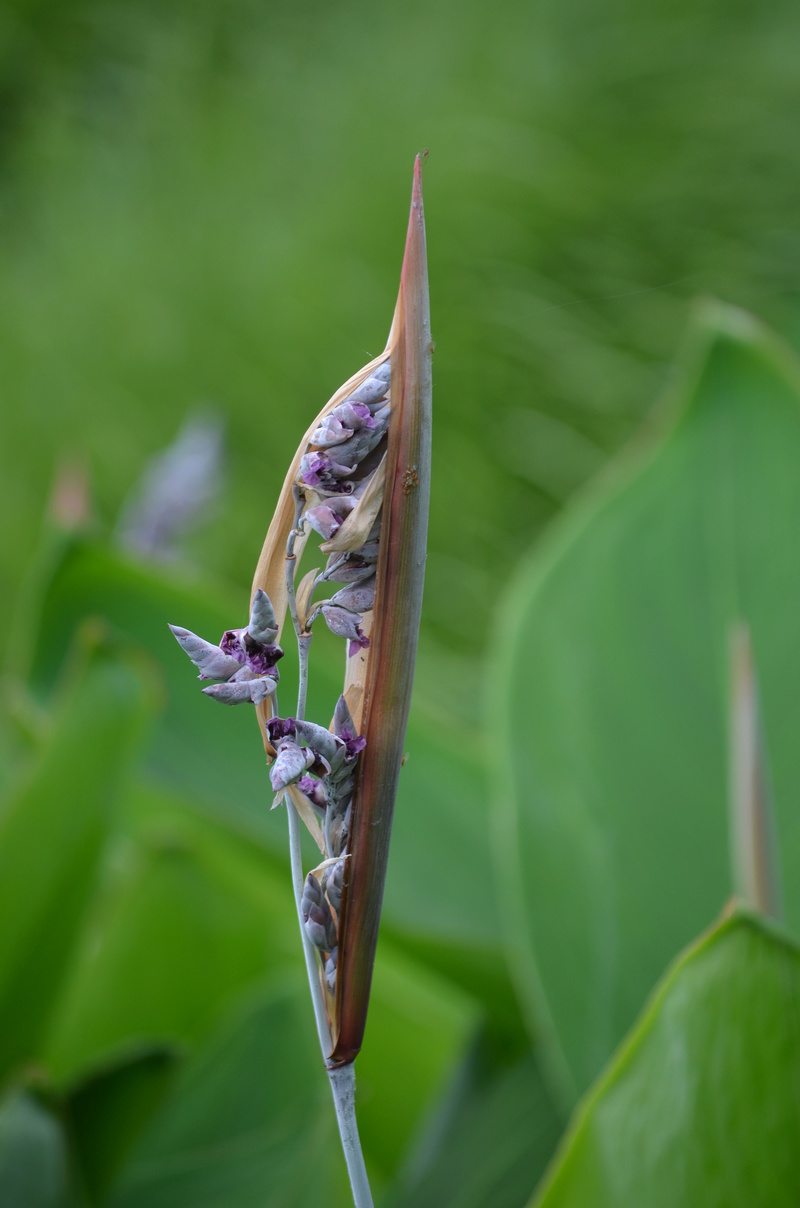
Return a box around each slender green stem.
[286,796,333,1056]
[281,492,374,1208]
[328,1065,374,1208]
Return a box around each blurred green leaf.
[532,911,800,1207]
[493,304,800,1101]
[41,792,299,1083]
[0,634,154,1086]
[65,1046,180,1204]
[389,1028,563,1208]
[354,943,480,1184]
[0,1091,71,1208]
[107,982,341,1208]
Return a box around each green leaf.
[389,1029,563,1208]
[107,982,341,1208]
[0,633,154,1085]
[532,911,800,1207]
[0,1091,71,1208]
[65,1046,180,1203]
[41,794,298,1083]
[493,304,800,1100]
[354,942,480,1183]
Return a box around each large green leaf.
[532,911,800,1207]
[108,981,341,1208]
[0,1092,72,1208]
[65,1046,180,1203]
[493,304,800,1101]
[0,634,154,1086]
[41,794,299,1083]
[389,1029,563,1208]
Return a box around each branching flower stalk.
[168,157,431,1207]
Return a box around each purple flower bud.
[335,401,376,431]
[298,774,328,809]
[300,451,354,489]
[331,414,388,472]
[331,576,376,613]
[324,859,346,913]
[346,363,390,408]
[248,589,278,644]
[202,676,276,705]
[321,604,363,642]
[269,739,314,791]
[305,504,349,540]
[301,872,337,950]
[168,625,243,680]
[332,694,355,738]
[310,414,354,448]
[325,947,338,992]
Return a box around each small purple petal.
[266,716,296,743]
[310,414,354,448]
[335,401,376,431]
[347,631,370,658]
[305,505,342,540]
[220,630,247,663]
[340,725,367,760]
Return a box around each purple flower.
[336,401,376,431]
[298,774,327,809]
[310,414,354,448]
[220,629,247,663]
[321,603,363,641]
[270,739,314,791]
[347,630,370,658]
[246,644,283,676]
[305,504,344,540]
[266,716,297,743]
[300,451,354,490]
[340,726,367,760]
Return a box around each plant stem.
[283,491,374,1208]
[286,795,333,1056]
[328,1065,374,1208]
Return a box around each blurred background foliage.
[2,0,800,1204]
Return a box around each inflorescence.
[169,357,392,997]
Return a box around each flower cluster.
[168,358,391,996]
[168,589,283,706]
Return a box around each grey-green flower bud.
[269,740,314,791]
[169,625,242,680]
[248,588,278,644]
[325,946,338,992]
